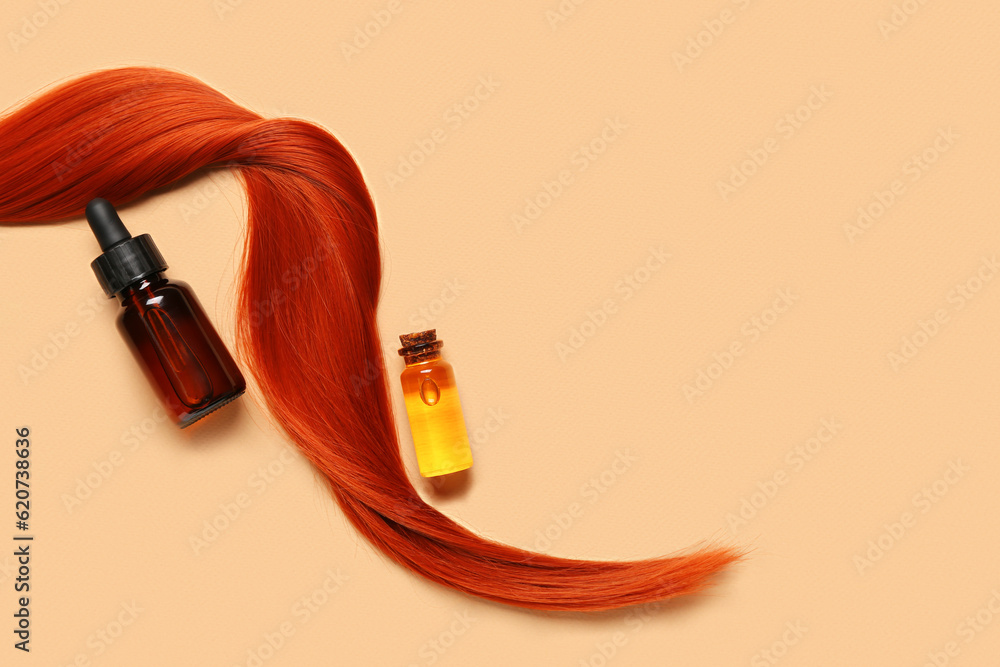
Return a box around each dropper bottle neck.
[85,198,169,298]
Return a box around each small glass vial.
[398,330,473,477]
[86,198,246,427]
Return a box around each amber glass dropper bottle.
[86,198,246,427]
[398,330,473,477]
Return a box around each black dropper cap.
[86,198,168,297]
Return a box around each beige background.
[1,1,998,665]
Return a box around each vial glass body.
[117,276,246,427]
[400,358,473,477]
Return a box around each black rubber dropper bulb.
[86,198,132,250]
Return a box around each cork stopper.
[398,329,443,364]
